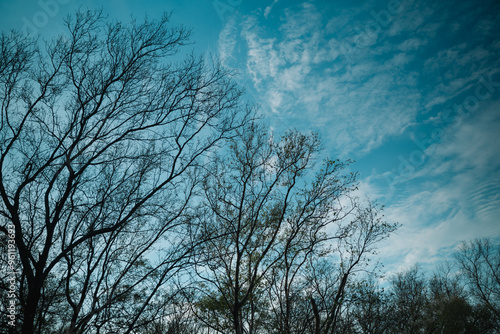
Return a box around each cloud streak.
[216,0,500,273]
[229,2,428,156]
[374,101,500,272]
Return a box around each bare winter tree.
[455,238,500,330]
[262,160,360,334]
[304,201,396,334]
[186,123,396,334]
[0,9,250,334]
[190,123,341,334]
[389,266,428,334]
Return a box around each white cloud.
[379,175,500,274]
[397,37,428,52]
[218,18,238,61]
[216,0,500,275]
[264,0,279,19]
[372,102,500,272]
[241,17,283,87]
[233,2,425,156]
[218,0,500,156]
[425,101,500,176]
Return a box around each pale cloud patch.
[371,101,500,272]
[386,0,436,37]
[421,22,500,112]
[219,0,499,157]
[379,175,500,273]
[397,37,427,52]
[279,2,322,40]
[244,34,282,86]
[267,88,284,114]
[264,0,279,19]
[424,101,500,176]
[218,18,238,61]
[235,2,423,155]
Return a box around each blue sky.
[1,0,499,275]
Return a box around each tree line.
[0,9,498,334]
[152,238,500,334]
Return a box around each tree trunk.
[311,297,321,334]
[22,286,41,334]
[233,308,243,334]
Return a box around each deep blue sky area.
[1,0,499,276]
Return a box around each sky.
[1,0,499,276]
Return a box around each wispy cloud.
[218,17,238,63]
[223,0,499,156]
[216,0,500,274]
[229,2,429,156]
[379,175,500,274]
[264,0,279,19]
[373,101,500,272]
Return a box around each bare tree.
[455,238,500,330]
[423,263,496,334]
[187,122,394,334]
[0,9,250,333]
[305,201,396,334]
[262,160,358,334]
[349,278,393,334]
[388,266,428,334]
[190,123,334,334]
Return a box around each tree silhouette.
[188,123,396,334]
[0,9,250,333]
[191,124,329,334]
[455,238,500,331]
